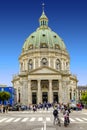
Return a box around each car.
[69,103,82,110]
[21,105,27,110]
[69,103,77,110]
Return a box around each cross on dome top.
[42,3,45,12]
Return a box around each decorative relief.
[41,58,48,66]
[31,80,37,90]
[41,80,49,90]
[52,80,59,90]
[42,84,48,89]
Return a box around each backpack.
[53,109,58,116]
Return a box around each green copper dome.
[22,10,66,52]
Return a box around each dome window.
[42,34,45,37]
[54,35,57,38]
[40,43,48,48]
[31,36,35,38]
[28,45,33,50]
[55,44,60,49]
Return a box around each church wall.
[19,50,70,73]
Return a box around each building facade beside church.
[0,85,15,106]
[12,8,78,106]
[77,85,87,101]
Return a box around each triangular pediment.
[29,66,61,75]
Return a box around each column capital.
[49,79,52,82]
[28,80,31,85]
[38,80,41,85]
[38,79,41,82]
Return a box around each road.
[0,108,87,130]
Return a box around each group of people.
[0,104,8,113]
[53,104,71,126]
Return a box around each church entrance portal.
[53,92,58,103]
[32,92,37,104]
[42,92,48,103]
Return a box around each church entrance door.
[42,92,48,103]
[32,92,37,104]
[53,92,58,103]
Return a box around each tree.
[81,92,87,104]
[0,91,11,104]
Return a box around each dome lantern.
[39,3,48,28]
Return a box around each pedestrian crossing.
[9,110,52,114]
[19,110,52,113]
[0,117,87,123]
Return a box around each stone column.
[19,81,23,104]
[54,59,55,69]
[59,80,62,103]
[34,58,35,69]
[49,58,50,67]
[38,59,40,67]
[49,80,53,103]
[76,89,79,102]
[22,62,24,71]
[28,80,32,105]
[61,60,63,70]
[37,80,41,104]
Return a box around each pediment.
[29,66,61,75]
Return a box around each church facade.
[12,9,78,106]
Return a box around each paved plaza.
[0,108,87,130]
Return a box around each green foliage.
[81,92,87,104]
[0,91,11,104]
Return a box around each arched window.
[40,43,48,48]
[56,59,61,70]
[28,59,33,70]
[41,21,43,26]
[66,62,69,70]
[21,63,23,71]
[41,58,48,66]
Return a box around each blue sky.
[0,0,87,86]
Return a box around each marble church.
[12,7,78,106]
